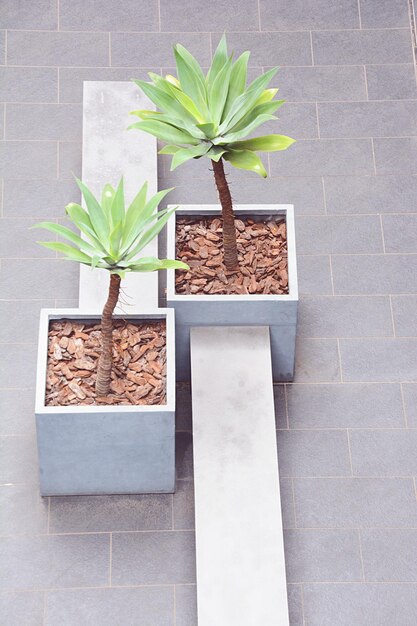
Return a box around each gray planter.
[35,308,176,496]
[166,204,298,382]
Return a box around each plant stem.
[95,273,121,397]
[211,158,239,271]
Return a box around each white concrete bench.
[80,81,158,311]
[190,326,289,626]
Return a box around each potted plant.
[130,35,299,381]
[34,178,188,496]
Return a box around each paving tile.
[0,141,57,179]
[0,343,37,388]
[402,383,417,427]
[324,175,417,215]
[297,256,333,295]
[111,33,211,68]
[360,0,410,28]
[58,142,81,179]
[277,66,367,102]
[366,64,417,100]
[1,0,57,29]
[318,101,417,138]
[59,67,154,103]
[286,383,405,429]
[161,0,259,31]
[362,529,417,581]
[262,102,318,140]
[296,216,383,254]
[0,389,36,436]
[287,584,304,626]
[350,429,417,476]
[277,430,351,477]
[312,29,413,65]
[303,583,417,626]
[0,591,44,626]
[294,338,340,383]
[340,338,417,382]
[0,103,3,138]
[7,31,109,67]
[222,32,312,66]
[173,479,195,530]
[374,138,417,174]
[293,477,417,528]
[332,254,417,295]
[0,67,58,103]
[0,484,48,535]
[45,587,174,626]
[382,214,417,253]
[176,432,193,480]
[270,139,374,177]
[3,179,79,218]
[175,585,197,626]
[0,218,56,258]
[273,384,286,429]
[60,0,159,31]
[259,0,359,30]
[0,298,55,343]
[6,104,82,141]
[0,259,78,299]
[176,383,192,432]
[111,531,196,585]
[49,493,172,533]
[297,296,393,338]
[0,436,38,484]
[389,296,417,340]
[284,529,362,582]
[280,477,296,529]
[0,534,109,590]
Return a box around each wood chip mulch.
[175,216,289,295]
[45,319,167,407]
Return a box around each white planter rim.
[35,308,176,415]
[166,204,298,303]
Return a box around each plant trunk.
[211,158,239,271]
[95,273,121,397]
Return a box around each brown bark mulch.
[45,319,167,407]
[175,216,289,295]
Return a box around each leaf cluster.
[33,179,188,278]
[131,35,295,177]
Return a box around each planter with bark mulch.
[166,204,298,382]
[35,308,176,496]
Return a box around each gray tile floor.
[1,0,417,624]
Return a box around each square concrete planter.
[166,204,298,382]
[35,308,176,496]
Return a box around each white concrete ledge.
[80,81,158,312]
[190,326,289,626]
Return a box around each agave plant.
[34,179,188,398]
[130,34,295,270]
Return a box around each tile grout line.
[157,0,161,33]
[346,429,354,475]
[108,32,112,67]
[257,0,262,31]
[370,137,377,173]
[400,383,409,428]
[321,176,327,215]
[4,29,7,66]
[336,337,343,382]
[109,532,113,586]
[328,254,335,295]
[363,65,369,101]
[309,31,314,66]
[357,0,363,29]
[57,67,60,104]
[357,528,366,581]
[413,476,417,501]
[379,214,386,253]
[300,583,307,626]
[3,102,6,140]
[171,492,175,529]
[57,0,60,31]
[388,295,396,337]
[315,102,320,139]
[0,178,3,218]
